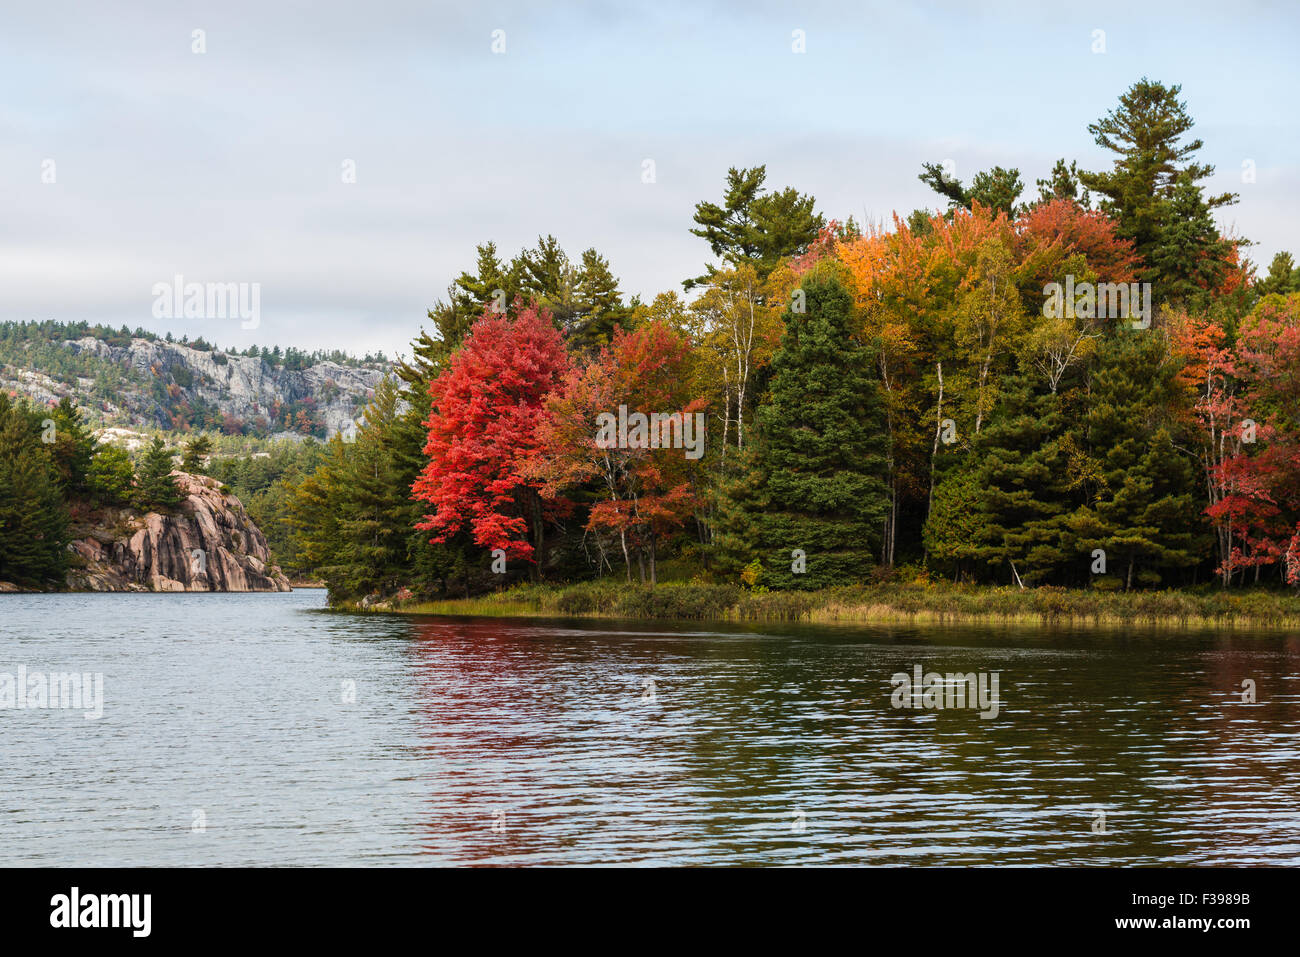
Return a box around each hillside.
[0,321,389,439]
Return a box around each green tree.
[134,437,182,511]
[1145,173,1236,308]
[1079,78,1237,276]
[515,234,580,328]
[965,377,1076,584]
[181,433,213,473]
[288,437,348,586]
[289,377,464,602]
[1256,251,1299,298]
[88,445,135,506]
[570,248,630,352]
[453,241,525,316]
[923,463,986,579]
[686,166,823,289]
[0,394,69,587]
[1033,159,1090,207]
[47,396,96,496]
[717,268,890,589]
[918,163,1025,218]
[1068,332,1205,588]
[330,380,412,599]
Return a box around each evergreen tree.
[1079,78,1237,279]
[1256,252,1299,298]
[288,436,348,587]
[570,248,630,352]
[1034,158,1090,207]
[718,268,890,589]
[330,380,411,598]
[515,235,580,328]
[88,445,134,506]
[1145,174,1236,308]
[289,376,466,602]
[453,241,524,316]
[965,377,1076,584]
[686,166,823,289]
[180,433,213,473]
[923,462,986,580]
[134,437,182,511]
[47,396,96,496]
[918,163,1025,218]
[0,394,69,587]
[1068,332,1205,588]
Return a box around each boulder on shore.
[66,472,291,593]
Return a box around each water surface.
[2,590,1298,865]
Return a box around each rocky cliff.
[62,337,385,438]
[1,333,387,439]
[66,472,291,592]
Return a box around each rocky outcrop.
[41,336,386,439]
[66,472,291,592]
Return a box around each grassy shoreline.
[336,580,1300,630]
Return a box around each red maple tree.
[525,321,705,583]
[412,302,571,571]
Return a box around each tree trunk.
[529,492,545,582]
[927,361,945,531]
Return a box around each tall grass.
[349,579,1300,629]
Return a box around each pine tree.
[918,163,1025,218]
[288,437,348,588]
[719,268,890,589]
[134,437,182,511]
[1256,252,1299,298]
[47,396,96,496]
[515,235,580,328]
[686,166,823,289]
[1069,332,1206,588]
[453,241,524,316]
[0,394,69,587]
[570,248,630,352]
[181,433,213,473]
[1033,159,1090,208]
[88,445,134,506]
[923,462,986,580]
[1079,78,1237,280]
[1145,174,1236,308]
[331,380,410,598]
[965,377,1076,584]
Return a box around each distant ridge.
[0,321,389,439]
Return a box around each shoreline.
[331,581,1300,630]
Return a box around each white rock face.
[56,336,385,437]
[93,427,151,451]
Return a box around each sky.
[2,0,1297,362]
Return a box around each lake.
[2,590,1298,866]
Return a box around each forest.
[5,78,1300,608]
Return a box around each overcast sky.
[2,0,1296,361]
